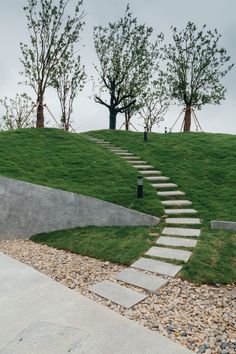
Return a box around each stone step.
[121,156,140,160]
[88,280,147,309]
[98,142,111,145]
[156,236,197,248]
[161,200,192,206]
[157,191,185,196]
[165,218,201,225]
[152,183,177,189]
[146,247,192,262]
[139,170,162,175]
[115,152,134,156]
[131,257,182,277]
[133,165,154,169]
[164,209,198,215]
[128,160,148,164]
[162,227,201,237]
[145,176,169,181]
[116,269,168,292]
[109,149,128,153]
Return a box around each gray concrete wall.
[0,176,160,240]
[211,220,236,231]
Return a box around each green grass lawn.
[82,130,236,284]
[0,128,161,216]
[31,226,158,265]
[0,128,235,284]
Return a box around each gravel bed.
[0,240,235,354]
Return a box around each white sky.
[0,0,235,134]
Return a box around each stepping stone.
[162,227,201,237]
[121,156,140,160]
[156,236,197,248]
[146,247,192,262]
[145,176,169,181]
[162,200,192,206]
[157,191,185,196]
[98,141,111,144]
[116,152,134,156]
[116,269,168,292]
[164,209,197,215]
[88,280,147,309]
[131,257,182,277]
[109,149,128,152]
[133,165,154,169]
[128,160,148,164]
[139,170,161,175]
[165,218,201,225]
[152,183,177,189]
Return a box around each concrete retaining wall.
[0,176,160,240]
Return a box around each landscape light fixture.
[137,176,144,198]
[144,126,148,142]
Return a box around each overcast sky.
[0,0,235,134]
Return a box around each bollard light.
[137,176,144,198]
[144,126,148,142]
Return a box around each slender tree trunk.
[36,94,44,128]
[109,108,117,129]
[183,105,191,132]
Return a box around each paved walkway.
[0,252,193,354]
[87,137,201,308]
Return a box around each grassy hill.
[0,128,161,216]
[0,128,235,284]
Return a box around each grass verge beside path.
[31,226,157,265]
[84,130,236,284]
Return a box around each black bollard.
[137,176,144,198]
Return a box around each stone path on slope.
[87,137,201,309]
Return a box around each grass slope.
[83,130,236,284]
[0,128,161,216]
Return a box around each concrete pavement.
[0,252,193,354]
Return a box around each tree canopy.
[93,5,162,129]
[20,0,84,128]
[163,22,234,131]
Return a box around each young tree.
[163,22,234,131]
[20,0,84,128]
[0,93,35,130]
[53,47,86,131]
[93,5,161,129]
[138,73,170,132]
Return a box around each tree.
[163,22,234,131]
[20,0,84,128]
[137,72,170,132]
[93,5,161,129]
[0,93,35,130]
[53,47,86,131]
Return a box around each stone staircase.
[86,137,201,309]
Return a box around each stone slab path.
[131,257,182,277]
[164,209,197,215]
[116,269,168,292]
[162,200,192,206]
[156,236,197,248]
[157,191,185,196]
[86,136,201,330]
[146,247,192,262]
[88,280,147,308]
[165,218,201,224]
[162,227,201,237]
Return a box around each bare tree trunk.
[183,106,191,132]
[36,95,44,128]
[109,108,117,129]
